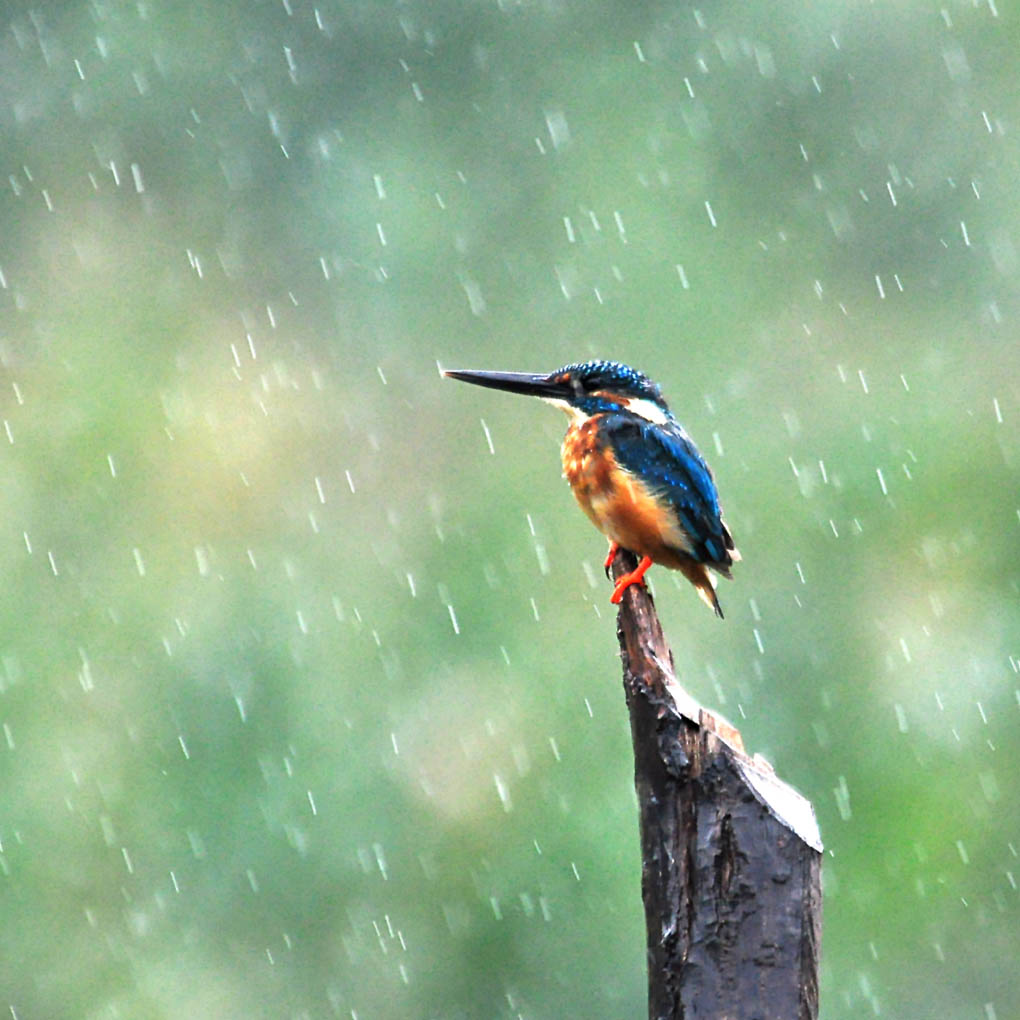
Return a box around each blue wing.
[603,414,736,570]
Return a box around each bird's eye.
[570,376,583,395]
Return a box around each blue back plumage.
[604,414,733,568]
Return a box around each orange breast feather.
[561,421,611,525]
[562,422,689,564]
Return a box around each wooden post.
[611,550,823,1020]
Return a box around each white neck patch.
[622,397,671,425]
[542,395,670,426]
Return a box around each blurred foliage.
[0,1,1017,1017]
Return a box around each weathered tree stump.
[611,550,823,1020]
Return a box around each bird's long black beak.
[443,368,571,401]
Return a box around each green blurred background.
[1,1,1017,1017]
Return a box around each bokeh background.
[1,1,1017,1017]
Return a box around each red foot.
[610,555,653,604]
[602,541,620,578]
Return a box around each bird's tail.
[700,583,724,619]
[682,561,725,619]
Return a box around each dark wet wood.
[611,550,823,1020]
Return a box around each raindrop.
[544,109,571,150]
[533,543,550,576]
[480,419,495,454]
[494,774,512,812]
[459,274,486,315]
[978,771,1000,803]
[833,775,852,820]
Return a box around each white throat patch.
[543,397,590,424]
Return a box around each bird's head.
[443,359,671,424]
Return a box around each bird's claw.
[603,541,620,579]
[609,555,653,604]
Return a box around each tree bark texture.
[611,550,823,1020]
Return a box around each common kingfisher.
[444,360,739,617]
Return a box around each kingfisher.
[444,360,739,617]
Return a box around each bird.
[443,360,739,617]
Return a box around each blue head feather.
[549,360,670,417]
